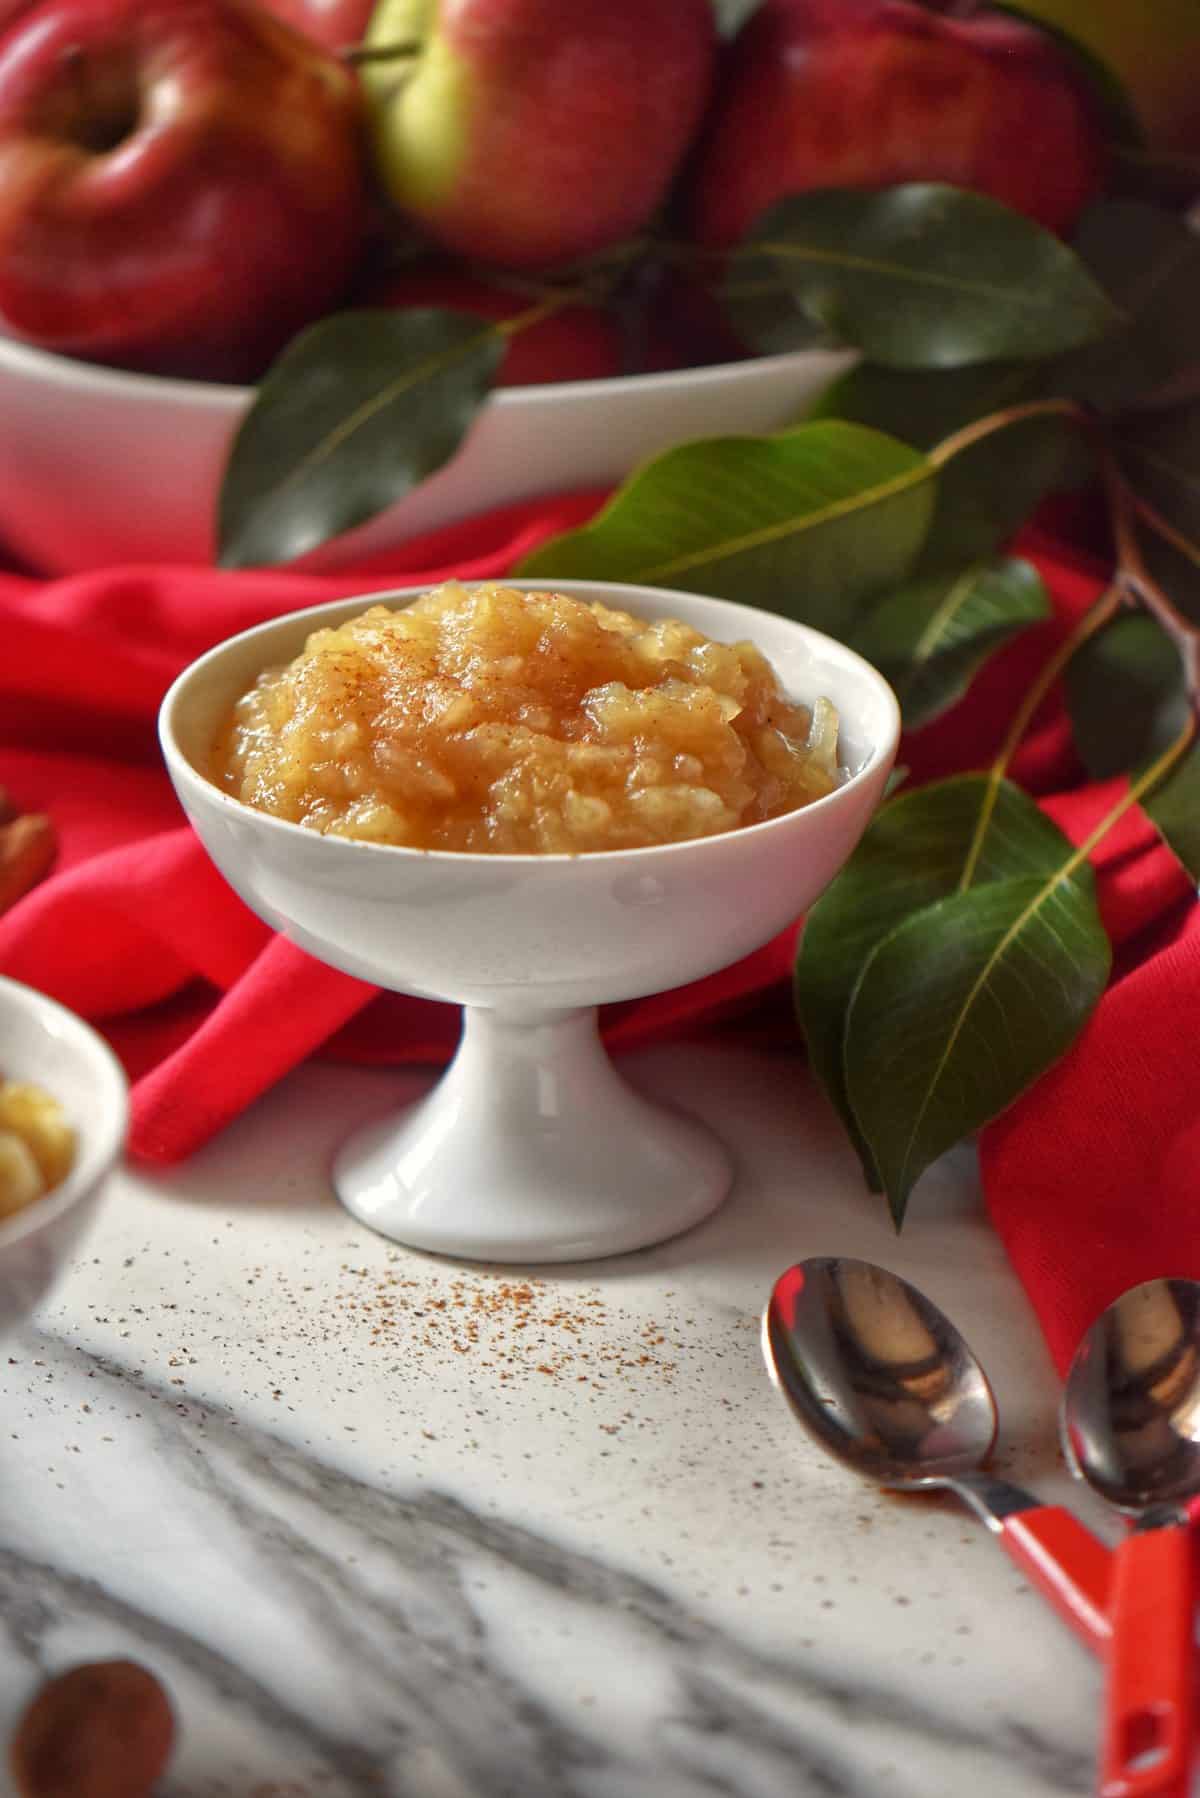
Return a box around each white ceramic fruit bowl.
[159,579,899,1264]
[0,332,855,575]
[0,975,129,1339]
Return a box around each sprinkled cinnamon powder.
[335,1264,679,1387]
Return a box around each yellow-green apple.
[354,258,627,382]
[0,0,367,381]
[359,0,717,270]
[256,0,375,54]
[687,0,1111,249]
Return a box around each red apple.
[687,0,1110,250]
[356,260,626,383]
[360,0,717,271]
[987,0,1200,156]
[0,0,367,381]
[256,0,375,55]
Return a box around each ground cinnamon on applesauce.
[211,581,840,853]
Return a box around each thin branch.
[958,579,1123,891]
[1102,457,1200,706]
[1125,485,1200,574]
[929,396,1087,467]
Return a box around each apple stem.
[492,290,586,342]
[343,40,422,65]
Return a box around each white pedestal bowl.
[159,581,899,1264]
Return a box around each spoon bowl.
[764,1257,1111,1654]
[1061,1277,1200,1798]
[763,1256,998,1485]
[1062,1276,1200,1512]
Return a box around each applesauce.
[211,581,841,854]
[0,1078,75,1220]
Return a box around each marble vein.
[0,1325,1091,1797]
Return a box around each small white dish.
[0,975,129,1337]
[0,333,855,574]
[159,580,898,1264]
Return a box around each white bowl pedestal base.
[332,1003,734,1263]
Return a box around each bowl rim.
[0,974,129,1251]
[0,324,835,412]
[160,577,901,868]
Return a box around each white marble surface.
[0,1040,1118,1796]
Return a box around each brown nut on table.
[9,1658,175,1798]
[0,813,56,916]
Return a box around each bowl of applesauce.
[0,976,128,1339]
[209,580,845,854]
[160,579,898,1265]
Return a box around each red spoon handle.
[998,1506,1112,1657]
[1100,1523,1195,1798]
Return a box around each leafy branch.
[521,190,1200,1223]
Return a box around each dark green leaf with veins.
[744,184,1120,369]
[218,308,506,570]
[844,867,1110,1225]
[517,420,935,632]
[795,773,1078,1184]
[808,361,1042,449]
[854,557,1051,731]
[1144,739,1200,883]
[810,360,1086,566]
[1065,612,1191,779]
[925,407,1084,568]
[1055,201,1200,414]
[718,244,837,356]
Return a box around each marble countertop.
[0,1040,1116,1797]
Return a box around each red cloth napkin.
[0,499,1195,1376]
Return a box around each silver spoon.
[764,1256,1111,1654]
[1062,1277,1200,1798]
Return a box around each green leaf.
[217,308,506,569]
[718,248,837,356]
[925,406,1085,567]
[853,558,1051,730]
[1054,201,1200,413]
[844,867,1110,1225]
[1116,401,1200,544]
[743,184,1120,369]
[795,774,1076,1182]
[1144,738,1200,881]
[808,361,1042,450]
[516,420,936,632]
[1064,612,1190,779]
[811,362,1086,565]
